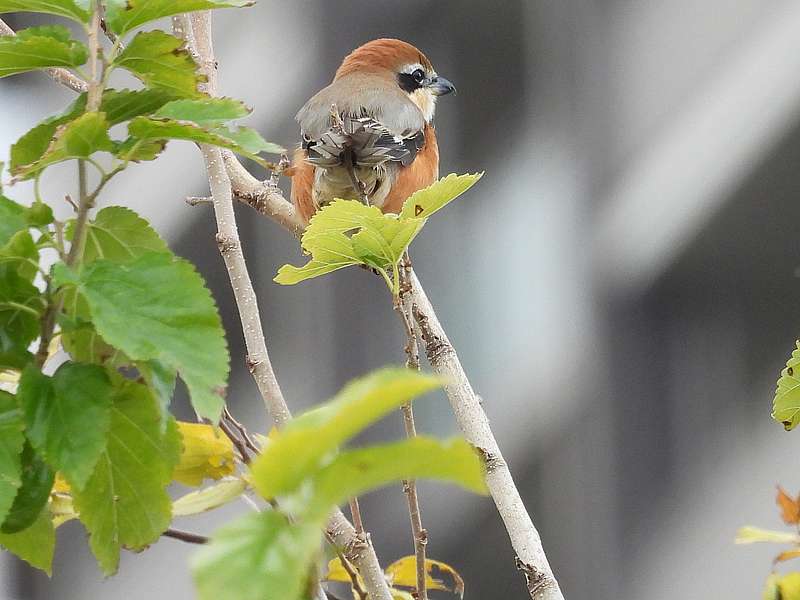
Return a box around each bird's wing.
[296,73,426,169]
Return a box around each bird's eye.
[412,69,425,83]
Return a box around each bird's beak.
[428,76,456,96]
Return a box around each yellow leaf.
[52,473,71,494]
[325,557,354,583]
[390,591,415,600]
[385,556,465,598]
[778,572,800,599]
[49,492,77,528]
[173,421,235,486]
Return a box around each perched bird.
[289,38,456,222]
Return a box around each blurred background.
[3,0,800,598]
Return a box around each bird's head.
[334,38,456,123]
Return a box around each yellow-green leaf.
[172,477,246,516]
[735,526,800,545]
[275,200,423,289]
[399,173,483,220]
[773,341,800,430]
[173,422,235,486]
[305,437,487,518]
[250,368,442,500]
[0,506,54,575]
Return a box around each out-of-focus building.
[2,1,800,598]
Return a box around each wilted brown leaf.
[778,486,800,525]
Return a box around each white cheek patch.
[410,88,436,122]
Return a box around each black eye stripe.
[397,69,426,93]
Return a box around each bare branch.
[221,151,304,237]
[183,12,393,600]
[0,17,88,93]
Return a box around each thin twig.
[186,195,213,206]
[220,154,565,600]
[395,255,428,600]
[182,13,392,600]
[162,528,209,545]
[348,498,364,535]
[217,418,251,464]
[0,18,88,93]
[223,406,260,455]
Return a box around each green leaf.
[172,477,246,516]
[250,368,442,499]
[1,442,54,534]
[306,437,487,519]
[72,380,181,575]
[0,260,41,370]
[114,30,203,98]
[399,172,483,220]
[192,511,320,600]
[69,205,169,264]
[18,363,114,491]
[773,341,800,430]
[13,112,113,180]
[128,117,283,165]
[138,359,176,421]
[112,137,167,162]
[0,195,27,248]
[274,200,423,288]
[9,94,86,173]
[0,25,87,78]
[0,229,39,282]
[154,97,251,125]
[0,391,24,526]
[0,506,55,575]
[106,0,253,35]
[214,125,285,155]
[100,88,177,125]
[0,0,89,22]
[53,252,229,422]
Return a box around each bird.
[289,38,456,223]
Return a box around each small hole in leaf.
[414,205,423,216]
[789,367,794,376]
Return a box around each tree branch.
[182,13,394,600]
[219,152,565,600]
[0,17,88,93]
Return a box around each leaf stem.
[162,528,209,545]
